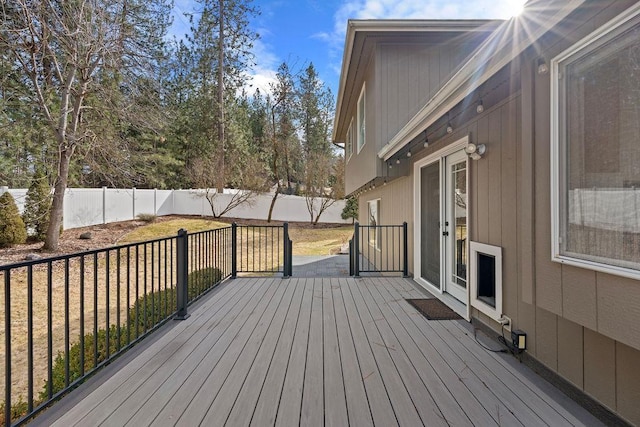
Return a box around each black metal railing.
[349,222,408,277]
[1,226,232,426]
[231,223,292,278]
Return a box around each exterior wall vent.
[470,241,503,321]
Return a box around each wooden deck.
[41,277,601,426]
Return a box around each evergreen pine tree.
[23,170,51,241]
[0,192,27,247]
[341,197,358,224]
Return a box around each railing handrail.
[2,225,238,426]
[350,221,408,277]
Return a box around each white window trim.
[413,135,471,321]
[550,3,640,280]
[346,118,354,162]
[357,84,366,153]
[469,241,503,321]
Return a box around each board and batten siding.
[345,56,378,195]
[433,4,640,422]
[358,176,413,274]
[376,42,478,150]
[350,4,640,422]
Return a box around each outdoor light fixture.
[396,159,401,164]
[537,58,549,74]
[446,123,454,134]
[423,138,429,148]
[406,151,412,157]
[476,100,484,114]
[464,142,486,160]
[389,163,393,169]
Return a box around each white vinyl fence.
[0,186,347,230]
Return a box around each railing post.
[175,229,190,320]
[403,222,409,277]
[354,222,360,277]
[283,223,291,278]
[5,270,11,426]
[231,223,237,278]
[349,239,353,276]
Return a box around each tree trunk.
[267,184,280,222]
[43,147,72,250]
[216,0,225,193]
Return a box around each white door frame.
[413,135,471,320]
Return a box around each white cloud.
[244,36,280,96]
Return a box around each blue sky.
[171,0,526,97]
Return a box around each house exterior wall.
[345,35,488,195]
[524,3,640,423]
[357,176,413,273]
[348,2,640,423]
[376,42,478,147]
[345,56,378,195]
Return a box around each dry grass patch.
[0,218,353,411]
[288,226,352,255]
[119,218,228,243]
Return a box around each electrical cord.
[472,325,509,353]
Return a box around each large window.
[368,199,380,250]
[357,84,366,153]
[552,6,640,277]
[346,118,354,161]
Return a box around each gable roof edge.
[331,19,501,143]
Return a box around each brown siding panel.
[535,307,558,371]
[533,70,562,315]
[557,317,584,389]
[596,274,640,350]
[561,266,597,331]
[501,99,519,321]
[584,328,616,410]
[476,116,490,244]
[616,342,640,425]
[519,57,535,306]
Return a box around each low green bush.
[22,170,51,242]
[0,192,27,248]
[0,266,226,425]
[0,398,28,427]
[136,213,157,223]
[40,267,224,398]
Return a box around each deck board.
[322,278,349,427]
[274,278,313,426]
[43,276,604,427]
[227,278,304,426]
[332,278,374,427]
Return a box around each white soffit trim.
[378,0,586,162]
[331,20,502,143]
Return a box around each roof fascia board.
[378,0,586,161]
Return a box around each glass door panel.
[445,151,467,302]
[420,162,440,285]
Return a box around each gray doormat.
[406,298,462,320]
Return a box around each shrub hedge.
[0,192,27,248]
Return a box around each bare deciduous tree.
[1,0,170,250]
